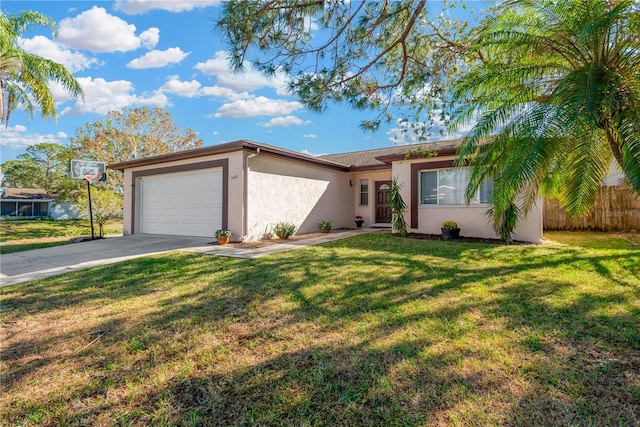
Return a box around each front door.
[375,181,392,223]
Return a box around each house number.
[230,174,239,180]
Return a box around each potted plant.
[215,229,232,245]
[354,215,364,228]
[318,220,332,233]
[273,222,296,239]
[441,220,460,241]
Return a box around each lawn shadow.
[1,233,639,425]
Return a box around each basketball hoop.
[71,159,107,241]
[84,173,103,184]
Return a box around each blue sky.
[1,0,484,163]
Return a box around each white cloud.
[300,149,327,157]
[194,51,290,95]
[60,77,169,115]
[19,36,98,72]
[201,85,252,101]
[258,115,310,127]
[304,16,320,32]
[139,28,160,49]
[386,115,475,145]
[213,96,302,118]
[161,76,202,97]
[115,0,221,14]
[0,125,68,150]
[303,134,317,138]
[49,81,78,104]
[386,120,425,145]
[427,111,475,141]
[127,47,190,69]
[58,7,156,53]
[157,77,253,100]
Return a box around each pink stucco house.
[109,139,543,243]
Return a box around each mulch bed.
[400,232,529,245]
[212,229,354,249]
[212,229,527,249]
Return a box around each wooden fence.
[544,186,640,231]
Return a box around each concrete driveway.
[0,234,212,287]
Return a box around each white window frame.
[419,167,492,206]
[359,179,369,206]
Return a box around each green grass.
[0,241,75,254]
[545,230,640,250]
[0,219,122,253]
[1,233,638,426]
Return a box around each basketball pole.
[87,178,95,240]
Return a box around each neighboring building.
[0,188,54,218]
[602,161,627,186]
[109,139,543,243]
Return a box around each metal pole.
[87,179,95,240]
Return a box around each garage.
[139,168,223,237]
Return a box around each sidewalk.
[183,228,378,259]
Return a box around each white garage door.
[140,168,223,237]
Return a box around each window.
[359,179,368,205]
[420,168,493,205]
[34,202,49,217]
[18,202,33,216]
[1,202,17,216]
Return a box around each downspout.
[243,147,260,240]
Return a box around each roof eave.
[108,140,351,172]
[349,164,391,172]
[108,140,246,171]
[242,141,350,172]
[375,147,459,164]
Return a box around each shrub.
[318,220,332,231]
[389,178,407,236]
[215,229,232,237]
[441,220,459,230]
[273,222,296,239]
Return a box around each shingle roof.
[318,139,463,168]
[109,139,350,171]
[1,188,54,200]
[108,138,465,172]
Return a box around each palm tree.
[450,0,640,241]
[0,11,83,126]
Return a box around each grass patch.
[545,230,640,250]
[0,240,74,255]
[1,233,638,426]
[0,219,122,253]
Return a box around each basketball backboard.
[70,159,107,180]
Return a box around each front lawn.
[0,219,122,254]
[1,233,638,426]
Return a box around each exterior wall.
[246,154,352,240]
[393,157,543,243]
[120,151,244,238]
[352,170,392,226]
[603,161,626,186]
[50,202,80,220]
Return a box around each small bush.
[442,220,459,230]
[318,220,332,231]
[215,229,232,237]
[273,222,296,239]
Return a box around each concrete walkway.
[0,229,377,287]
[184,228,377,259]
